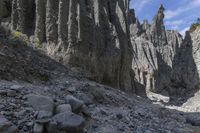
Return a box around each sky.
[130,0,200,35]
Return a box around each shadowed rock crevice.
[169,31,200,105]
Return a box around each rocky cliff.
[1,0,200,133]
[128,4,200,104]
[129,5,184,95]
[170,27,200,97]
[9,0,134,92]
[2,1,200,97]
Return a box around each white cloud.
[165,20,186,30]
[165,0,200,19]
[192,0,200,5]
[131,0,152,12]
[180,27,190,36]
[171,25,179,30]
[165,20,184,26]
[165,8,185,19]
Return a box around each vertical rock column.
[58,0,70,48]
[77,0,95,68]
[150,4,167,47]
[16,0,27,33]
[11,0,18,30]
[115,0,133,91]
[66,0,79,65]
[35,0,47,43]
[46,0,59,44]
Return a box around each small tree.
[189,18,200,33]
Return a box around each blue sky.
[130,0,200,35]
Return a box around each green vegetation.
[189,18,200,33]
[12,31,29,44]
[34,37,42,50]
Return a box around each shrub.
[189,18,200,33]
[12,31,29,44]
[34,37,42,50]
[189,23,200,33]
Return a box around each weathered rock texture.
[10,0,134,92]
[129,5,184,93]
[129,4,200,100]
[6,0,200,97]
[170,27,200,96]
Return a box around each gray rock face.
[11,0,35,33]
[10,0,134,93]
[130,5,183,93]
[128,3,200,100]
[129,9,142,37]
[5,0,200,101]
[142,20,150,31]
[0,29,200,133]
[150,5,167,47]
[171,27,200,95]
[46,0,58,43]
[34,0,46,43]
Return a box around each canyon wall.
[129,5,200,96]
[10,0,134,92]
[2,1,200,96]
[170,27,200,95]
[129,5,184,93]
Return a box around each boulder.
[27,94,54,112]
[50,112,85,132]
[0,115,17,133]
[36,110,53,124]
[33,123,44,133]
[185,113,200,126]
[75,93,94,106]
[64,95,84,113]
[56,104,72,114]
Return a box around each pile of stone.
[26,94,86,133]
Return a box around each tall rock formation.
[129,9,142,38]
[5,1,200,97]
[34,0,46,43]
[11,0,35,33]
[130,5,183,93]
[150,4,167,47]
[170,27,200,95]
[129,4,200,98]
[10,0,134,92]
